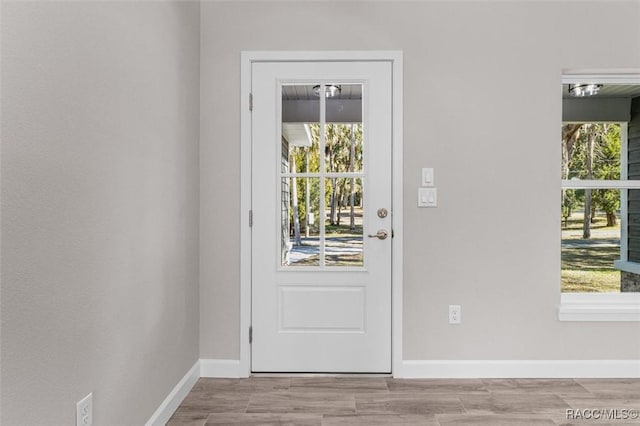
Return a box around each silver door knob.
[368,229,388,240]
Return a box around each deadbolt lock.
[377,208,388,218]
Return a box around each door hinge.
[249,210,253,227]
[249,93,253,111]
[249,326,253,344]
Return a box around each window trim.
[559,70,640,322]
[559,293,640,322]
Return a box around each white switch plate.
[418,188,437,207]
[421,168,434,186]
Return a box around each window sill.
[558,293,640,322]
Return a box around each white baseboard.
[200,358,243,378]
[398,360,640,379]
[145,360,200,426]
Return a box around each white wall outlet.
[76,393,92,426]
[449,305,461,324]
[421,168,434,186]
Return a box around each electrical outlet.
[76,393,92,426]
[449,305,461,324]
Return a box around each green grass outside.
[561,270,621,292]
[561,214,620,293]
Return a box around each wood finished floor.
[168,377,640,425]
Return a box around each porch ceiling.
[563,84,640,99]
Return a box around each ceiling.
[282,84,362,101]
[562,84,640,99]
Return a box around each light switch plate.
[418,188,437,207]
[421,168,434,186]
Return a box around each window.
[561,122,624,293]
[559,72,640,321]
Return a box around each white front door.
[251,60,392,373]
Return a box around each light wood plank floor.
[168,377,640,425]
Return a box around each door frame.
[240,51,403,376]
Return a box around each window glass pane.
[324,178,364,267]
[280,83,366,269]
[325,84,363,173]
[561,189,621,292]
[561,123,621,181]
[282,84,319,173]
[282,177,320,267]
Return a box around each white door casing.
[239,51,403,377]
[251,60,392,372]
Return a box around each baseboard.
[398,359,640,379]
[200,358,243,378]
[145,360,200,426]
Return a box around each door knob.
[368,229,389,240]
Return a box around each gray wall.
[1,2,200,425]
[200,1,640,361]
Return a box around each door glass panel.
[325,177,364,267]
[280,83,365,269]
[282,177,320,267]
